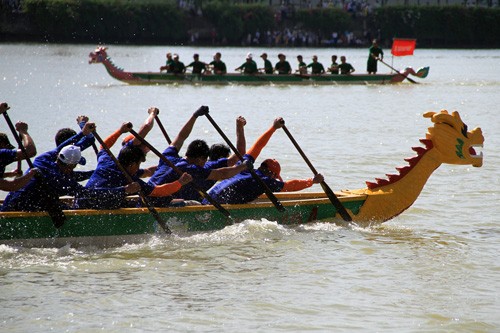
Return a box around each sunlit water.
[0,44,498,332]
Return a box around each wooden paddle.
[92,127,172,234]
[204,112,286,213]
[281,123,352,222]
[374,56,418,84]
[128,127,232,219]
[153,113,172,144]
[2,107,66,228]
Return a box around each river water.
[0,44,499,332]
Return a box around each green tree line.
[1,0,499,47]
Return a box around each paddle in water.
[281,121,352,222]
[1,104,66,228]
[92,126,172,234]
[204,110,286,213]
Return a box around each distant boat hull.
[113,72,409,85]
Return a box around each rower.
[235,53,259,74]
[205,117,323,204]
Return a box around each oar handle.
[93,128,172,234]
[204,112,285,213]
[282,123,352,222]
[154,113,172,144]
[128,128,231,218]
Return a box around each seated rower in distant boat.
[160,52,174,72]
[274,53,292,75]
[306,55,326,75]
[338,56,355,75]
[259,53,274,74]
[209,52,227,75]
[204,117,324,205]
[296,55,307,74]
[148,106,251,206]
[76,108,192,209]
[235,53,259,75]
[327,55,339,75]
[0,103,37,179]
[1,122,139,212]
[171,54,186,74]
[186,53,207,74]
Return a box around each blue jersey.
[203,158,228,190]
[205,155,284,204]
[149,146,211,203]
[0,149,17,178]
[1,133,124,212]
[78,142,153,209]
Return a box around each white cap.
[246,52,253,59]
[58,145,85,165]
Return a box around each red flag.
[391,39,416,56]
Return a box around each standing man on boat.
[186,53,207,74]
[260,53,274,74]
[204,117,324,205]
[306,55,326,75]
[275,53,292,75]
[0,103,37,179]
[367,39,383,74]
[339,56,355,75]
[160,52,174,72]
[235,53,259,75]
[209,52,227,75]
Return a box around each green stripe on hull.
[127,73,397,85]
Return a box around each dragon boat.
[88,47,429,86]
[0,110,483,247]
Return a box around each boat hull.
[119,72,403,85]
[0,192,365,247]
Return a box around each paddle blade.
[320,182,352,222]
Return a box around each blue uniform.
[0,149,17,178]
[148,146,211,204]
[203,158,228,190]
[204,154,284,204]
[77,141,154,209]
[2,133,124,212]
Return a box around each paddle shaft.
[281,125,352,222]
[92,130,172,234]
[128,128,231,218]
[204,113,285,213]
[2,110,66,227]
[374,56,418,84]
[154,115,172,144]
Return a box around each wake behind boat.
[88,47,429,85]
[0,110,483,247]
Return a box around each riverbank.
[1,1,499,48]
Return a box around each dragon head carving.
[88,46,108,64]
[424,110,483,167]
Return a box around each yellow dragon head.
[424,110,483,167]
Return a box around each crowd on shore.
[0,103,324,214]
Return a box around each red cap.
[262,158,282,181]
